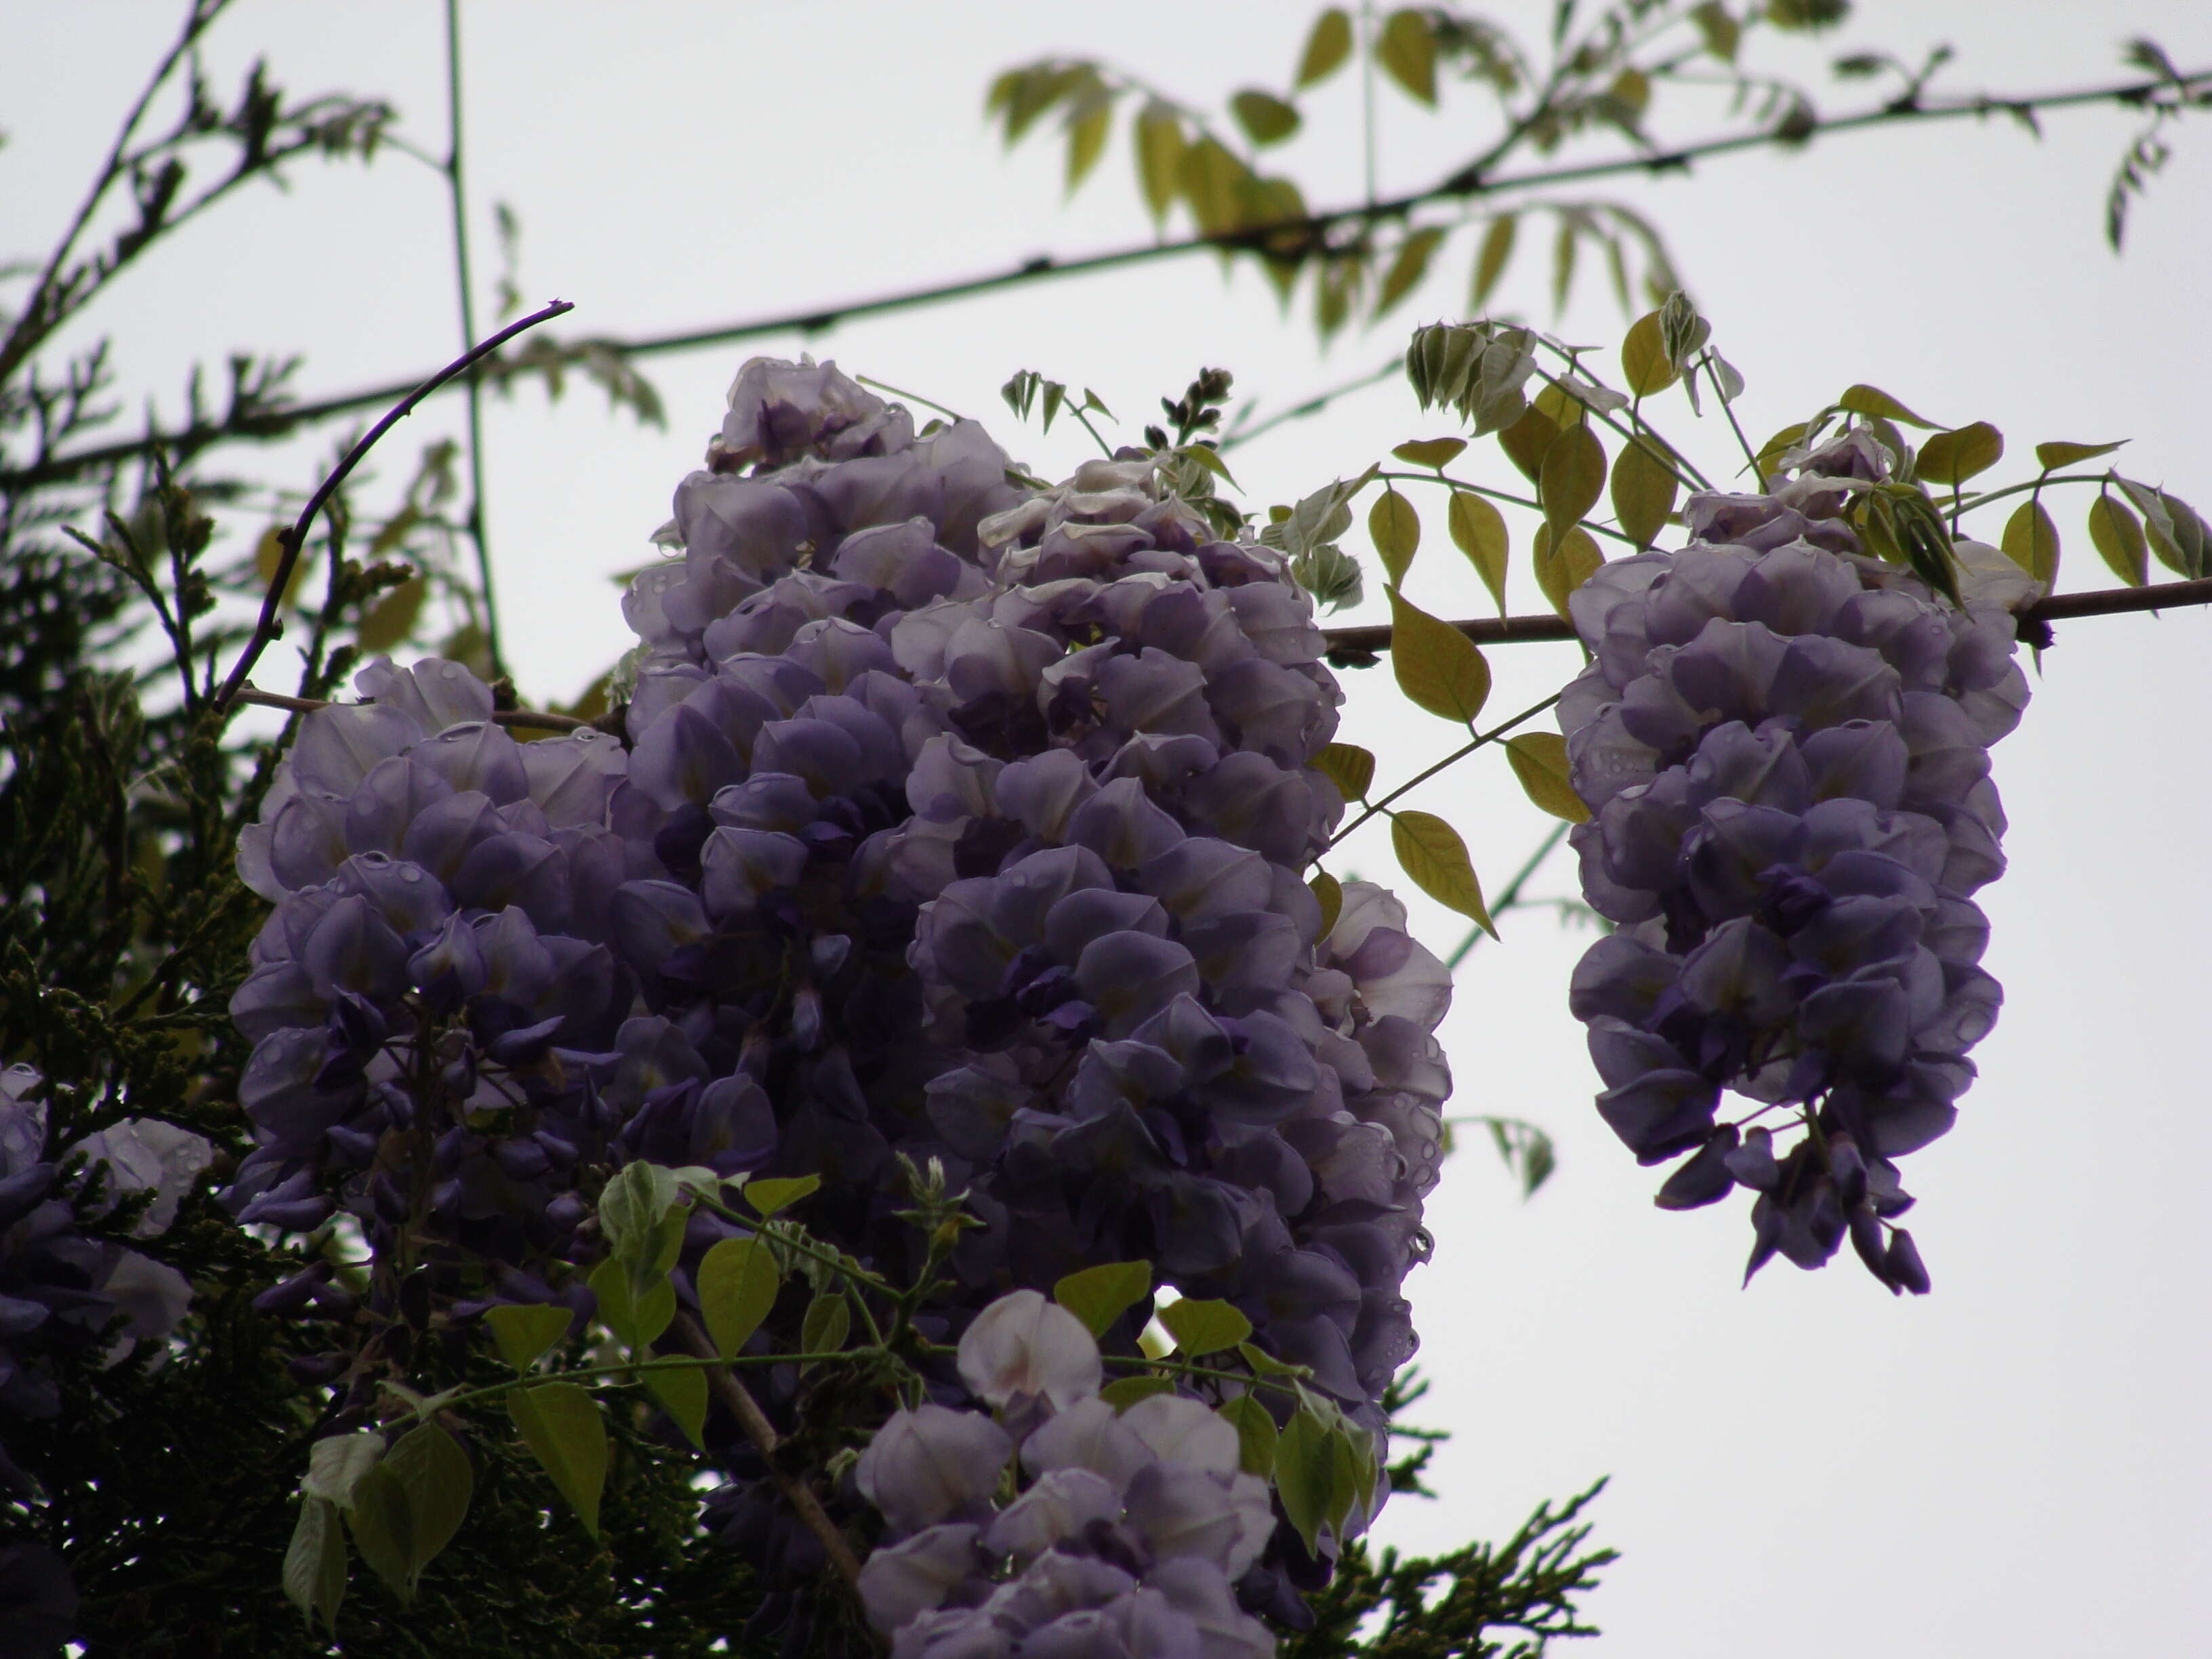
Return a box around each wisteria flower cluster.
[1,1064,210,1469]
[855,1290,1278,1658]
[228,357,1455,1620]
[1557,431,2030,1290]
[227,657,641,1331]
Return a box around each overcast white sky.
[7,4,2211,1654]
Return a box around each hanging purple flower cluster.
[1,1064,209,1475]
[226,659,638,1307]
[1557,431,2031,1290]
[853,1290,1278,1658]
[609,358,1449,1454]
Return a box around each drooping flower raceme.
[1557,432,2030,1290]
[228,356,1451,1626]
[0,1064,210,1478]
[853,1290,1279,1658]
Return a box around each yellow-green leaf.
[1275,1409,1332,1555]
[589,1255,674,1354]
[1471,214,1517,308]
[1389,590,1491,725]
[1498,405,1559,485]
[1311,742,1376,801]
[1100,1374,1178,1410]
[1376,9,1437,104]
[381,1422,472,1584]
[1134,102,1185,222]
[1391,811,1496,936]
[1218,1393,1279,1477]
[357,573,424,653]
[1376,226,1445,316]
[2087,493,2148,587]
[1230,89,1300,147]
[1065,100,1111,191]
[1157,1297,1252,1356]
[508,1382,607,1538]
[1534,523,1603,620]
[800,1290,852,1366]
[1755,422,1809,478]
[2035,438,2125,471]
[1179,136,1248,233]
[1837,384,1938,430]
[1393,436,1466,469]
[743,1174,819,1218]
[1369,489,1420,585]
[344,1464,415,1602]
[283,1496,348,1634]
[1916,422,2004,487]
[1448,490,1510,613]
[644,1364,708,1450]
[2001,500,2061,586]
[1692,0,1741,62]
[1504,732,1589,823]
[1620,310,1679,396]
[1539,423,1607,544]
[697,1235,779,1359]
[1054,1259,1154,1336]
[1310,871,1343,939]
[1296,8,1355,87]
[1612,435,1679,548]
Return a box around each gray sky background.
[7,4,2210,1654]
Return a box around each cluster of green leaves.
[983,2,1882,342]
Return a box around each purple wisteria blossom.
[1558,430,2032,1291]
[854,1291,1278,1658]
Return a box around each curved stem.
[1329,691,1562,849]
[445,0,504,679]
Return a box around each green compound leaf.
[1158,1297,1253,1356]
[484,1303,572,1374]
[509,1382,608,1539]
[1218,1393,1279,1477]
[1368,489,1420,586]
[1392,811,1497,938]
[1053,1258,1155,1337]
[283,1496,348,1635]
[1389,590,1491,726]
[1504,732,1591,824]
[1917,422,2005,488]
[698,1235,781,1359]
[1296,7,1354,87]
[1311,741,1376,802]
[1448,489,1510,613]
[2087,493,2148,587]
[743,1174,819,1218]
[2002,500,2062,586]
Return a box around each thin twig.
[445,0,504,679]
[228,685,583,731]
[1446,820,1570,970]
[669,1313,872,1606]
[1318,575,2212,660]
[12,68,2203,491]
[210,300,572,714]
